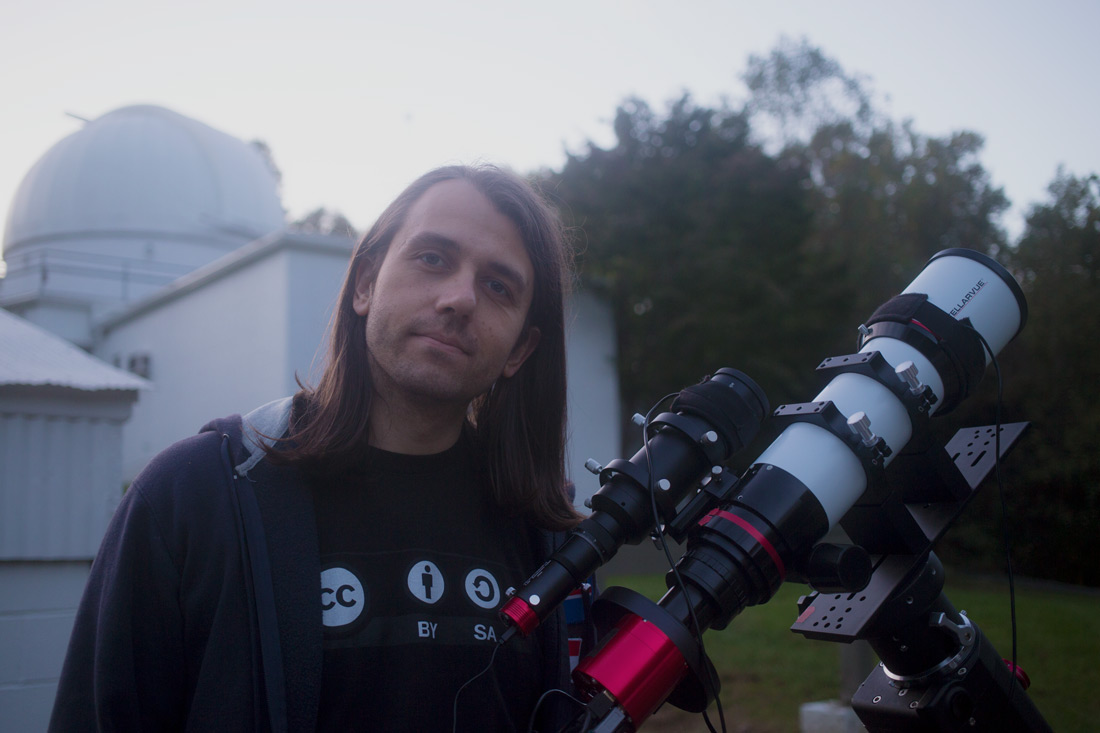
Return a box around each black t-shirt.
[312,437,546,731]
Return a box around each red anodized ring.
[500,596,539,636]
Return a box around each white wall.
[0,386,137,731]
[3,299,94,350]
[282,245,349,392]
[565,289,621,509]
[97,236,353,480]
[97,250,288,477]
[0,388,133,559]
[0,562,90,732]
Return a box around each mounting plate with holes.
[792,423,1029,644]
[792,555,919,642]
[945,422,1030,491]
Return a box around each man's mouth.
[416,332,471,355]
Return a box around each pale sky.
[2,0,1097,250]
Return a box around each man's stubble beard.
[364,315,489,412]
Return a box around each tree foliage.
[745,38,1010,328]
[983,171,1100,583]
[744,37,877,149]
[550,41,1009,434]
[545,41,1098,584]
[292,207,358,239]
[546,95,813,426]
[250,139,283,189]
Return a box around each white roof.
[0,308,147,391]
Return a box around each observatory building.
[2,105,286,348]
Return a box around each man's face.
[352,179,541,410]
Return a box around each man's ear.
[501,327,541,379]
[351,263,373,316]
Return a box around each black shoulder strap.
[222,435,289,733]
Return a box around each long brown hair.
[272,165,580,531]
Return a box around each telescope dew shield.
[753,248,1027,528]
[500,370,770,639]
[903,248,1027,363]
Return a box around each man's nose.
[435,271,477,316]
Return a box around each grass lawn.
[601,572,1099,732]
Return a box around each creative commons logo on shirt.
[321,566,368,627]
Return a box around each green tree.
[743,41,1099,583]
[985,171,1100,583]
[292,207,358,239]
[548,40,1059,580]
[546,95,813,433]
[744,39,1010,334]
[743,37,877,149]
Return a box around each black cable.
[642,397,727,733]
[970,327,1018,695]
[452,640,502,733]
[527,688,592,733]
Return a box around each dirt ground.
[632,704,784,733]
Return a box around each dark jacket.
[49,399,577,731]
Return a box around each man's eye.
[420,252,444,266]
[487,280,509,297]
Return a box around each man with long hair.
[51,165,587,731]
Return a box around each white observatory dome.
[0,105,286,335]
[4,105,284,253]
